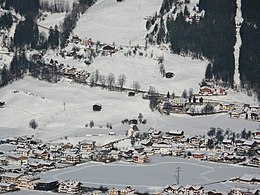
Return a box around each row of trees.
[89,70,127,91]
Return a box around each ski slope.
[74,0,162,45]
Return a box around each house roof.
[0,172,23,179]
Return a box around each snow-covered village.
[0,0,259,194]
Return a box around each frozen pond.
[41,156,259,192]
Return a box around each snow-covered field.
[40,156,259,192]
[74,0,162,45]
[0,77,259,142]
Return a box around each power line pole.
[175,166,181,185]
[63,101,66,111]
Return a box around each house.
[127,125,140,138]
[102,45,116,54]
[64,67,77,76]
[132,154,149,164]
[80,140,96,159]
[199,86,214,95]
[107,188,119,195]
[17,175,40,189]
[7,154,28,165]
[152,142,172,155]
[64,152,81,164]
[206,190,223,195]
[0,172,24,183]
[184,185,204,195]
[163,185,184,194]
[58,180,82,194]
[92,190,103,195]
[93,104,102,111]
[165,130,184,141]
[165,72,175,78]
[80,140,96,153]
[250,156,260,166]
[0,182,16,193]
[120,186,135,195]
[34,180,59,191]
[192,152,205,159]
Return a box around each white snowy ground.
[40,156,259,193]
[73,0,162,46]
[0,77,259,143]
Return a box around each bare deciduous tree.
[107,73,115,90]
[117,74,126,90]
[133,81,140,92]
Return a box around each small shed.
[165,72,174,78]
[128,91,135,96]
[93,104,102,111]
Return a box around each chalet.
[107,188,119,195]
[192,152,205,159]
[224,155,246,164]
[120,186,135,195]
[230,188,259,195]
[140,140,153,147]
[128,91,135,96]
[184,185,204,195]
[7,154,28,165]
[64,152,80,164]
[206,190,223,195]
[199,86,214,95]
[17,175,40,190]
[171,98,186,107]
[215,88,227,95]
[152,142,172,155]
[80,140,96,159]
[0,182,16,193]
[239,174,260,184]
[49,143,63,152]
[165,72,175,78]
[16,148,30,156]
[32,149,49,159]
[58,180,82,194]
[127,125,140,138]
[250,157,260,166]
[63,67,77,77]
[0,172,24,183]
[151,130,163,139]
[102,45,116,54]
[164,185,184,194]
[93,104,102,111]
[242,140,257,148]
[34,180,59,191]
[132,154,149,164]
[172,149,184,157]
[165,130,184,141]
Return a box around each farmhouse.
[0,172,24,183]
[58,180,82,194]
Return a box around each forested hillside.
[149,0,237,87]
[239,0,260,99]
[148,0,260,100]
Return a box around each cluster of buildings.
[229,104,260,122]
[0,125,259,194]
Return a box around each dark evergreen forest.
[166,0,236,86]
[239,0,260,99]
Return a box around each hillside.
[0,0,258,142]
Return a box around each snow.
[233,0,243,88]
[74,0,162,46]
[40,156,259,192]
[0,77,259,143]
